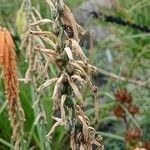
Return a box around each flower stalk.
[0,27,25,150]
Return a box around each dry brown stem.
[96,67,148,87]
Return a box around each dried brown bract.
[62,5,85,42]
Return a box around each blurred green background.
[0,0,150,149]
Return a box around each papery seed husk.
[69,61,86,76]
[37,77,58,93]
[80,144,86,150]
[61,95,66,121]
[71,74,85,85]
[62,5,79,41]
[76,23,85,36]
[45,0,56,11]
[68,78,84,105]
[70,39,88,62]
[31,19,54,26]
[78,115,89,142]
[52,73,65,109]
[70,134,76,150]
[88,127,96,140]
[40,35,57,49]
[32,7,42,20]
[64,47,74,61]
[30,30,58,41]
[34,47,57,56]
[46,117,63,139]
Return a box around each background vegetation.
[0,0,150,149]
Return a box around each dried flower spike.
[21,0,103,149]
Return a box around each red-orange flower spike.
[0,27,24,149]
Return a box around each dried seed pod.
[37,77,58,93]
[114,88,132,103]
[30,19,55,26]
[62,5,79,41]
[125,128,142,142]
[60,95,66,121]
[46,117,65,139]
[68,77,84,106]
[128,105,139,116]
[143,141,150,150]
[113,105,125,118]
[52,73,65,110]
[69,39,89,62]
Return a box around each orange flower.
[0,27,24,148]
[0,27,18,118]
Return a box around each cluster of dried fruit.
[113,88,144,149]
[20,0,103,149]
[0,27,25,150]
[113,88,139,118]
[125,128,142,146]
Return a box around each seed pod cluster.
[113,88,139,118]
[113,88,141,149]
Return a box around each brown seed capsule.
[125,128,142,142]
[114,88,132,103]
[128,105,139,116]
[143,141,150,150]
[113,105,125,118]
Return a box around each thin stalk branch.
[96,67,149,87]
